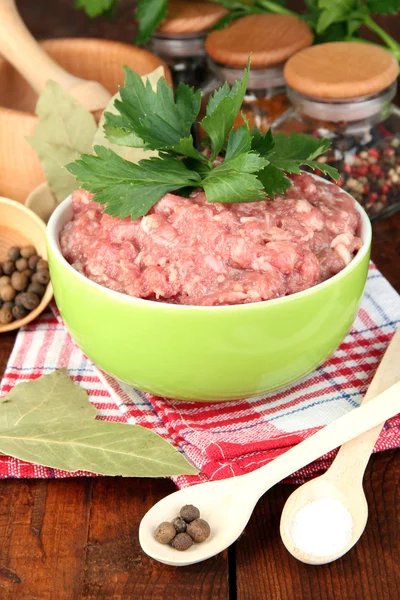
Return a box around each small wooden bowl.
[0,197,53,333]
[0,38,171,203]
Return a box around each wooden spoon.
[139,378,400,566]
[0,0,111,111]
[280,328,400,565]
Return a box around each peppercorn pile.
[316,132,400,222]
[0,246,50,325]
[154,504,211,551]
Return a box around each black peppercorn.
[15,258,28,272]
[12,305,28,320]
[14,293,24,306]
[2,261,15,276]
[20,246,36,259]
[28,282,45,298]
[11,271,28,292]
[172,517,187,534]
[154,521,176,544]
[186,519,211,543]
[0,285,16,302]
[32,270,50,285]
[0,307,13,325]
[0,276,11,288]
[19,292,40,311]
[36,259,48,270]
[180,505,200,523]
[28,254,40,270]
[7,247,20,261]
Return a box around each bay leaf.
[92,66,163,163]
[0,369,96,430]
[27,80,97,202]
[0,421,199,476]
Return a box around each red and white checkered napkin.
[1,264,399,487]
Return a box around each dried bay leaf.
[0,369,96,430]
[0,421,198,477]
[0,370,198,477]
[27,80,97,202]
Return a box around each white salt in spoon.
[139,375,400,566]
[280,328,400,565]
[0,0,111,111]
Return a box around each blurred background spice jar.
[146,0,227,88]
[275,41,400,222]
[202,14,313,132]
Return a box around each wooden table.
[1,2,400,598]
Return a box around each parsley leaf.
[104,69,203,161]
[200,59,250,160]
[135,0,168,45]
[66,146,201,220]
[75,0,116,18]
[261,132,339,180]
[225,124,252,159]
[202,153,269,203]
[257,165,292,196]
[251,127,275,155]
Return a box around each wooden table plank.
[0,479,92,599]
[82,478,229,600]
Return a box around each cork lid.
[157,1,228,35]
[205,14,313,68]
[284,42,399,99]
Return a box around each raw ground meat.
[60,173,363,306]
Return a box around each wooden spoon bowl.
[0,197,53,333]
[0,38,171,203]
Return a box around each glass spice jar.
[202,14,313,132]
[275,41,400,221]
[146,0,228,89]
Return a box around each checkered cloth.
[1,264,399,487]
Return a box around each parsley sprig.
[67,63,338,221]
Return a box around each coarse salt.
[290,498,353,558]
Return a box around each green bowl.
[47,187,371,402]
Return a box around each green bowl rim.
[47,178,372,313]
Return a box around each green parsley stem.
[254,0,298,18]
[364,16,400,61]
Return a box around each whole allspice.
[186,519,211,543]
[171,533,193,551]
[154,505,211,551]
[180,505,200,523]
[154,521,176,545]
[172,517,187,534]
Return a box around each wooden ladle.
[280,328,400,565]
[0,0,111,111]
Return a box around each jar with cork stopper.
[202,14,314,132]
[147,1,227,88]
[275,41,400,221]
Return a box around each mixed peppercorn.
[0,246,50,325]
[154,504,211,551]
[316,131,400,221]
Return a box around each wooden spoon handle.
[326,328,400,485]
[243,380,400,498]
[0,0,80,94]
